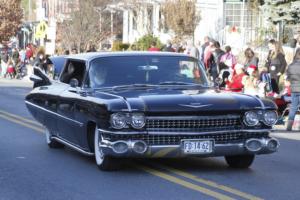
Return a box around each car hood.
[92,88,276,113]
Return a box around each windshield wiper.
[158,81,197,85]
[94,84,157,90]
[113,84,157,89]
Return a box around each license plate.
[182,140,213,154]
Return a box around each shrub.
[112,41,130,51]
[133,34,163,51]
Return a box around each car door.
[57,59,87,146]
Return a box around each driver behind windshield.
[89,66,108,88]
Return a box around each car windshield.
[88,55,209,88]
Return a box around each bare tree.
[161,0,200,41]
[59,0,122,52]
[0,0,23,42]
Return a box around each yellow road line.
[0,110,43,127]
[135,164,235,200]
[0,114,44,133]
[154,164,263,200]
[152,147,175,157]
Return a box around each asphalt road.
[1,80,300,200]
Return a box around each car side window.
[60,60,86,86]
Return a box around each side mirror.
[31,67,51,88]
[30,74,43,82]
[70,78,79,88]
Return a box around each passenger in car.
[61,63,76,84]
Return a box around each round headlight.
[131,113,146,129]
[264,111,278,126]
[244,111,259,126]
[110,113,127,129]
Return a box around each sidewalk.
[0,64,33,88]
[271,124,300,140]
[0,76,33,88]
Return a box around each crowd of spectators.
[1,37,299,130]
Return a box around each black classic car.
[26,52,279,170]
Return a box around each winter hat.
[248,65,257,71]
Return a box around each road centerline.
[0,110,43,128]
[0,113,44,133]
[134,164,235,200]
[149,163,263,200]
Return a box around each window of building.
[224,2,254,28]
[132,11,137,30]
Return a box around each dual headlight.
[110,113,145,129]
[243,110,278,126]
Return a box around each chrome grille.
[103,132,269,145]
[146,115,241,132]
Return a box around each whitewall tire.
[94,126,118,171]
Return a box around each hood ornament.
[179,103,212,108]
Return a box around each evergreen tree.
[260,0,300,24]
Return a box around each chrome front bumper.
[98,129,279,158]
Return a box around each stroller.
[15,61,27,79]
[271,85,299,125]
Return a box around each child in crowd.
[6,58,15,79]
[242,65,260,96]
[225,64,245,92]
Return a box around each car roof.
[49,55,67,74]
[66,51,190,61]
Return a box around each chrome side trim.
[98,128,271,135]
[25,101,83,127]
[52,136,94,156]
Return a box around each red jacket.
[226,73,245,92]
[148,47,160,52]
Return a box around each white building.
[35,0,78,54]
[122,0,260,48]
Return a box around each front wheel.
[45,129,64,148]
[94,127,118,171]
[225,155,255,169]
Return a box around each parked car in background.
[26,52,279,170]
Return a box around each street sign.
[35,21,48,39]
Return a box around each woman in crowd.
[265,39,287,94]
[34,47,47,73]
[244,48,259,72]
[220,45,237,70]
[208,41,224,82]
[286,48,300,131]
